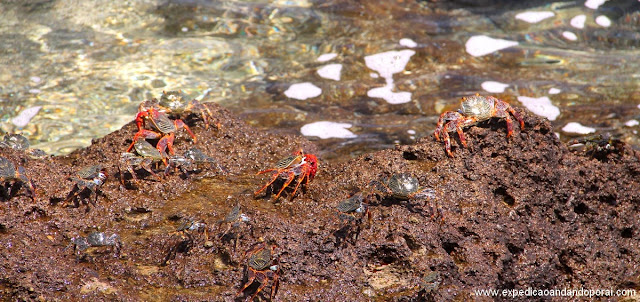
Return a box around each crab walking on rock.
[434,94,525,157]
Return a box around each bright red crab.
[434,94,525,157]
[254,149,318,200]
[126,101,197,162]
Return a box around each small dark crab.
[370,173,440,219]
[236,242,280,302]
[162,219,208,266]
[568,133,625,161]
[119,139,165,185]
[254,149,318,201]
[328,192,372,246]
[0,156,36,201]
[164,147,227,177]
[434,94,525,157]
[217,204,250,253]
[64,165,108,206]
[336,192,372,226]
[72,232,121,258]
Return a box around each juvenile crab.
[64,164,108,206]
[370,173,440,218]
[126,100,197,162]
[254,149,318,201]
[119,139,165,184]
[336,192,372,226]
[236,242,280,302]
[217,204,250,253]
[159,90,219,129]
[0,156,36,201]
[164,147,227,177]
[162,219,208,266]
[434,94,525,157]
[72,232,121,256]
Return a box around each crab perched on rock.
[126,99,197,162]
[236,242,280,302]
[370,173,440,219]
[164,147,227,177]
[72,232,121,257]
[119,139,165,185]
[254,149,318,201]
[64,164,108,207]
[434,94,525,157]
[0,156,36,201]
[158,90,219,129]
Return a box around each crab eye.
[269,265,279,271]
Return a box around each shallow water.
[1,0,639,161]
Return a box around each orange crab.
[126,101,197,162]
[434,94,525,157]
[254,149,318,200]
[236,242,280,302]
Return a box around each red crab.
[126,101,197,162]
[236,242,280,302]
[434,94,525,157]
[254,149,318,200]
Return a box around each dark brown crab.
[434,94,525,157]
[64,164,108,207]
[236,242,280,302]
[0,156,36,201]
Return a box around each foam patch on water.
[515,11,555,23]
[367,87,412,104]
[465,35,518,57]
[364,50,415,104]
[562,122,596,134]
[300,121,357,139]
[317,53,337,62]
[364,50,415,79]
[625,120,639,127]
[585,0,607,9]
[562,31,578,41]
[399,38,417,48]
[595,15,611,27]
[548,88,561,94]
[317,64,342,81]
[284,82,322,100]
[12,106,42,127]
[481,81,509,93]
[570,15,586,29]
[517,96,560,121]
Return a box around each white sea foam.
[570,15,586,29]
[562,31,578,41]
[465,35,519,57]
[300,121,357,139]
[284,82,322,100]
[317,53,338,62]
[562,122,596,134]
[364,50,415,104]
[399,38,418,48]
[481,81,509,93]
[517,96,560,121]
[515,11,555,23]
[595,15,611,27]
[11,106,42,127]
[317,64,342,81]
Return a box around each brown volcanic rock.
[1,104,639,301]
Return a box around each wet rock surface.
[1,104,639,301]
